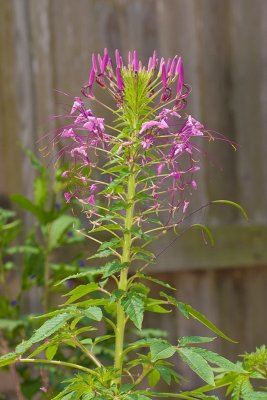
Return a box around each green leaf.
[94,335,114,344]
[6,245,39,255]
[162,294,236,343]
[64,283,99,304]
[82,395,94,400]
[138,272,175,290]
[0,319,24,331]
[127,395,151,400]
[0,352,17,367]
[90,224,121,233]
[26,313,74,346]
[90,249,115,259]
[155,365,182,386]
[150,340,176,362]
[61,392,77,400]
[11,194,47,223]
[134,328,168,339]
[102,260,127,278]
[190,348,245,373]
[145,303,171,314]
[98,238,121,251]
[82,306,103,322]
[32,306,77,319]
[121,293,144,330]
[212,200,248,220]
[184,304,236,343]
[34,175,48,207]
[46,344,58,360]
[24,147,47,173]
[110,201,130,211]
[55,269,103,286]
[178,347,215,385]
[15,340,32,354]
[160,293,190,318]
[148,368,161,387]
[178,336,216,347]
[49,215,78,250]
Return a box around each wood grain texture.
[0,0,266,395]
[0,0,21,200]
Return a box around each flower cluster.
[53,49,212,232]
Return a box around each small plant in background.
[0,49,262,400]
[0,150,94,398]
[10,149,86,312]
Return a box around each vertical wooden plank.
[28,0,55,143]
[12,0,36,198]
[258,0,267,222]
[0,0,21,199]
[155,0,208,223]
[230,0,265,223]
[193,0,239,223]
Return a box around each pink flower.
[70,146,88,159]
[71,97,83,114]
[64,192,71,203]
[183,201,190,214]
[87,195,96,206]
[140,119,169,134]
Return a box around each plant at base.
[0,151,91,399]
[0,49,249,399]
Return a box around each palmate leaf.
[178,336,216,347]
[124,338,160,356]
[121,293,144,330]
[190,348,245,373]
[161,293,236,343]
[150,340,176,362]
[178,347,215,386]
[184,304,236,343]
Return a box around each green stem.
[73,338,102,368]
[43,227,51,313]
[43,255,49,312]
[114,111,139,382]
[18,358,98,376]
[114,172,136,381]
[133,365,152,387]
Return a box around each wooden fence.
[1,0,267,396]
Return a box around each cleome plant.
[1,49,264,400]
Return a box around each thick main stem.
[114,172,136,380]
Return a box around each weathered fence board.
[0,0,267,396]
